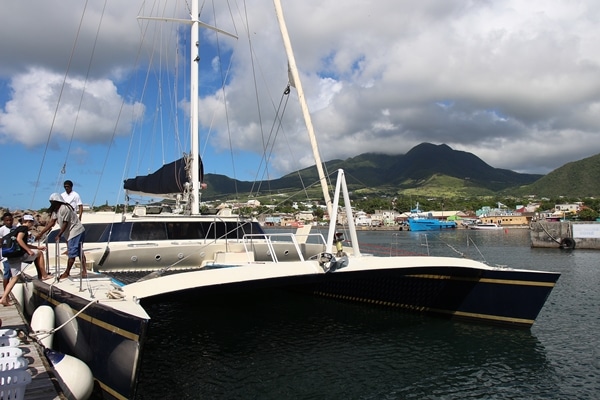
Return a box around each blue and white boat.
[407,203,457,231]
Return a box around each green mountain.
[511,153,600,197]
[201,143,600,200]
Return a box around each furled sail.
[124,157,203,195]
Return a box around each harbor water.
[134,229,599,399]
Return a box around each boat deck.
[0,287,63,400]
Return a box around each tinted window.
[203,221,265,240]
[166,222,203,240]
[242,222,265,238]
[131,222,167,240]
[82,223,110,242]
[47,230,67,243]
[101,222,133,242]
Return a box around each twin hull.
[29,239,559,399]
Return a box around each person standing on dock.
[61,180,84,220]
[48,193,87,280]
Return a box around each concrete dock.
[0,284,63,400]
[530,221,600,249]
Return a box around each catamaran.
[18,2,559,399]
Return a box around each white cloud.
[2,0,600,181]
[0,68,144,147]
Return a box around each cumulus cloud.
[2,0,600,179]
[0,68,144,147]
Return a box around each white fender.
[54,303,91,364]
[107,339,138,383]
[11,282,23,310]
[31,305,55,349]
[45,349,94,400]
[21,277,36,317]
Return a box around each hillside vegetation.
[201,143,600,201]
[510,153,600,197]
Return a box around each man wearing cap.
[0,214,52,306]
[48,193,87,280]
[61,180,83,220]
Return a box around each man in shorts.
[48,193,87,280]
[0,214,51,306]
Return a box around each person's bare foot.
[40,274,54,280]
[59,272,70,281]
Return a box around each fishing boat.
[20,2,560,399]
[407,203,457,231]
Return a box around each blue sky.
[2,0,600,210]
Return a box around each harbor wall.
[530,221,600,249]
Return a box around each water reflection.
[136,288,554,399]
[133,229,599,399]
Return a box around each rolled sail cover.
[124,157,188,194]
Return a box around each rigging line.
[91,3,156,209]
[157,1,182,167]
[169,16,183,157]
[339,169,373,194]
[254,179,323,219]
[277,87,312,201]
[230,0,298,197]
[210,2,240,196]
[254,167,343,220]
[60,0,108,185]
[468,236,487,264]
[128,0,170,181]
[30,0,91,209]
[242,0,270,190]
[249,85,289,197]
[253,86,312,205]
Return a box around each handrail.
[242,232,327,263]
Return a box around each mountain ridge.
[201,143,600,199]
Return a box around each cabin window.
[131,222,167,240]
[240,222,266,238]
[201,221,265,240]
[166,222,203,240]
[106,222,134,241]
[204,222,228,240]
[82,223,110,242]
[47,230,67,243]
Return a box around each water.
[134,229,600,399]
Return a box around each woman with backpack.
[0,214,51,306]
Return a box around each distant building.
[247,199,261,208]
[355,211,371,226]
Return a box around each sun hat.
[23,214,35,221]
[49,193,64,203]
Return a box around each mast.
[190,0,200,214]
[139,3,237,215]
[273,0,333,218]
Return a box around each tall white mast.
[139,3,236,215]
[190,0,200,214]
[273,0,333,218]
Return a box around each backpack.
[1,227,24,258]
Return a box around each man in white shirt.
[61,180,83,220]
